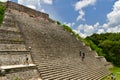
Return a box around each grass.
[110,67,120,80]
[102,66,120,80]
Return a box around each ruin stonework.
[0,1,110,80]
[6,1,54,23]
[0,2,41,80]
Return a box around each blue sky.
[1,0,120,37]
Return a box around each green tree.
[56,21,61,25]
[86,33,120,66]
[0,2,5,25]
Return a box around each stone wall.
[0,52,32,65]
[0,2,110,79]
[0,31,23,41]
[0,4,41,79]
[6,1,54,23]
[5,67,40,80]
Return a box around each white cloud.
[0,0,10,2]
[107,0,120,27]
[103,23,108,29]
[18,0,24,4]
[94,22,99,28]
[75,0,96,21]
[18,0,42,10]
[26,5,36,9]
[75,0,120,38]
[77,10,85,21]
[40,9,45,12]
[64,22,75,27]
[97,29,105,34]
[43,0,53,5]
[107,26,120,33]
[75,0,96,10]
[103,0,120,33]
[74,23,97,38]
[18,0,53,11]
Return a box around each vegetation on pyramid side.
[56,21,82,40]
[0,1,5,25]
[56,21,104,56]
[86,33,120,67]
[56,21,120,67]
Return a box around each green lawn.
[102,67,120,80]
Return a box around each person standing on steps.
[29,46,32,51]
[80,50,85,61]
[24,55,29,65]
[82,52,85,61]
[80,50,82,56]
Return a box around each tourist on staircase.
[24,55,29,65]
[80,50,85,61]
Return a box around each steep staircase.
[0,1,110,80]
[0,8,41,80]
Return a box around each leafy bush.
[86,33,120,66]
[0,2,5,25]
[56,21,61,25]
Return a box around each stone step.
[58,68,107,80]
[58,72,96,80]
[84,68,108,80]
[2,21,15,26]
[40,65,98,80]
[0,29,23,40]
[71,70,100,80]
[0,38,24,43]
[41,69,84,80]
[0,39,25,44]
[39,66,77,74]
[0,31,22,39]
[4,14,13,19]
[38,61,85,68]
[33,55,108,80]
[38,64,89,73]
[3,18,14,22]
[0,29,21,34]
[0,76,8,80]
[0,53,32,65]
[62,73,93,80]
[8,6,110,80]
[2,23,15,28]
[5,66,39,80]
[37,62,107,77]
[0,44,27,51]
[4,12,13,16]
[36,61,85,70]
[0,51,30,54]
[0,64,36,70]
[0,26,20,32]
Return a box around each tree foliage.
[0,2,5,25]
[61,24,82,40]
[86,33,120,66]
[56,22,82,42]
[56,21,120,66]
[56,21,61,25]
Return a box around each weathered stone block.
[0,54,32,65]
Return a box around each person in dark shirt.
[80,50,85,61]
[24,55,29,65]
[82,52,85,61]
